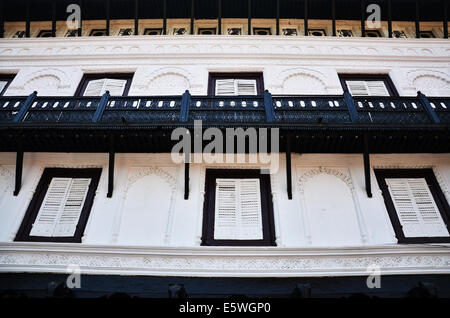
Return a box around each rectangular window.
[339,74,398,97]
[75,74,133,97]
[202,169,276,246]
[375,169,450,243]
[208,73,264,96]
[15,168,102,243]
[0,75,15,96]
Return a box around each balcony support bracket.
[107,134,115,198]
[184,149,190,200]
[286,134,292,200]
[14,149,23,197]
[363,134,372,198]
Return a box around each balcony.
[0,91,448,154]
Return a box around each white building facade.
[0,0,449,297]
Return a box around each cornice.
[0,36,449,63]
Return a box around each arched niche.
[117,168,176,246]
[299,169,363,246]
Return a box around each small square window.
[282,28,298,36]
[12,31,25,38]
[15,168,102,243]
[338,29,353,37]
[37,30,53,38]
[393,30,407,38]
[366,30,382,37]
[198,28,216,35]
[65,29,79,37]
[118,28,133,36]
[89,29,107,36]
[420,31,435,38]
[227,28,242,35]
[375,169,450,243]
[253,27,271,35]
[308,29,326,36]
[173,27,187,35]
[144,28,163,35]
[201,169,276,246]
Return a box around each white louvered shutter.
[214,178,263,240]
[30,177,91,237]
[346,80,390,96]
[83,79,106,96]
[215,79,236,96]
[0,80,8,94]
[215,79,258,96]
[236,79,257,95]
[105,79,127,96]
[83,78,127,96]
[386,178,449,237]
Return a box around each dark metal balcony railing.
[0,90,448,127]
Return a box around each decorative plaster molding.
[298,166,354,192]
[0,37,449,64]
[0,242,449,277]
[407,69,450,88]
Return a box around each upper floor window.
[76,74,134,97]
[37,30,53,38]
[375,169,450,244]
[0,75,15,96]
[201,169,276,246]
[339,74,398,97]
[15,168,102,243]
[208,73,264,96]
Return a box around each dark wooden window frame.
[201,169,276,246]
[143,28,163,35]
[15,168,102,243]
[339,74,399,96]
[0,74,15,96]
[89,29,108,36]
[375,169,450,244]
[198,28,217,35]
[37,30,53,38]
[208,72,265,96]
[75,73,134,97]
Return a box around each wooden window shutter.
[346,80,390,96]
[30,177,91,237]
[386,178,449,238]
[215,79,236,96]
[215,79,258,96]
[214,178,263,240]
[83,78,127,96]
[236,79,258,95]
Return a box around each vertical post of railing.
[78,0,83,37]
[134,0,139,35]
[163,0,167,35]
[418,91,440,124]
[218,0,222,35]
[180,90,191,122]
[332,0,336,36]
[444,0,448,39]
[0,0,4,38]
[415,0,420,38]
[190,0,194,35]
[360,0,365,37]
[343,90,358,123]
[276,0,280,35]
[304,0,308,36]
[92,91,110,123]
[106,0,110,36]
[13,91,37,123]
[25,1,30,38]
[264,90,275,123]
[51,0,56,37]
[388,0,393,38]
[248,0,252,35]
